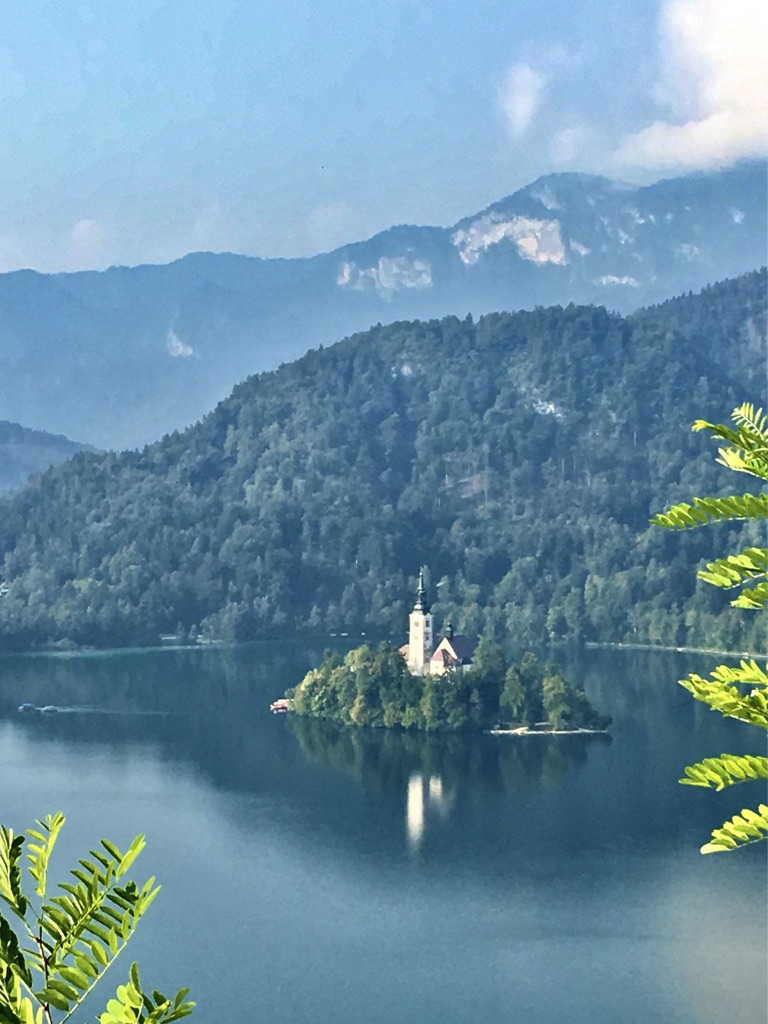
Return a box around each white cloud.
[500,63,546,136]
[549,123,603,167]
[613,0,768,172]
[167,330,194,358]
[68,218,109,268]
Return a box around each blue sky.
[0,0,765,271]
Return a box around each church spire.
[414,567,430,613]
[408,567,433,676]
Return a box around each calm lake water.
[0,641,765,1023]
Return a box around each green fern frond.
[29,836,161,1014]
[732,402,768,435]
[0,829,28,921]
[698,546,768,589]
[651,492,768,530]
[693,402,768,480]
[26,813,65,901]
[679,672,768,729]
[717,446,768,479]
[700,804,768,853]
[660,405,768,854]
[709,659,768,687]
[733,582,768,609]
[98,963,195,1024]
[680,753,768,790]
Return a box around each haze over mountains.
[0,422,92,493]
[2,160,765,450]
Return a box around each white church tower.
[407,568,433,675]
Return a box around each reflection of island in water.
[288,716,610,851]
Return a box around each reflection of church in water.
[399,569,476,848]
[400,569,478,676]
[406,772,454,850]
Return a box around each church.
[401,570,478,676]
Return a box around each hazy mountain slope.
[0,282,761,653]
[0,161,764,450]
[0,421,92,493]
[633,267,767,394]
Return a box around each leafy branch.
[0,814,193,1023]
[653,403,768,853]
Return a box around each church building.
[401,570,478,676]
[429,622,478,675]
[403,568,433,675]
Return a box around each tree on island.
[289,641,610,733]
[652,403,768,852]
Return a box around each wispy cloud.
[500,63,546,137]
[68,218,110,268]
[613,0,768,172]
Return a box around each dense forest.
[633,268,766,395]
[289,642,611,732]
[0,270,764,652]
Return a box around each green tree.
[652,403,768,852]
[541,672,570,731]
[0,812,194,1022]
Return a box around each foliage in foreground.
[289,641,611,732]
[0,812,194,1023]
[653,403,768,852]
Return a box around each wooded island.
[288,640,611,733]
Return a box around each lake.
[0,641,765,1023]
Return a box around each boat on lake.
[270,698,291,713]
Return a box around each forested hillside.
[634,267,766,394]
[0,281,763,652]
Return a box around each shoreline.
[585,641,767,659]
[487,726,610,736]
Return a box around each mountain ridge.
[0,160,765,450]
[0,421,93,493]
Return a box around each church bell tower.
[408,568,433,675]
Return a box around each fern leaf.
[0,917,32,991]
[697,547,768,608]
[732,582,768,610]
[680,753,768,790]
[698,546,768,588]
[679,672,768,728]
[39,837,160,996]
[0,829,28,921]
[701,804,768,853]
[651,492,768,530]
[97,964,195,1024]
[709,659,768,687]
[693,403,768,480]
[26,814,65,902]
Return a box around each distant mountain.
[0,160,765,450]
[0,421,92,493]
[0,273,762,653]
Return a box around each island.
[288,639,610,733]
[286,573,610,733]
